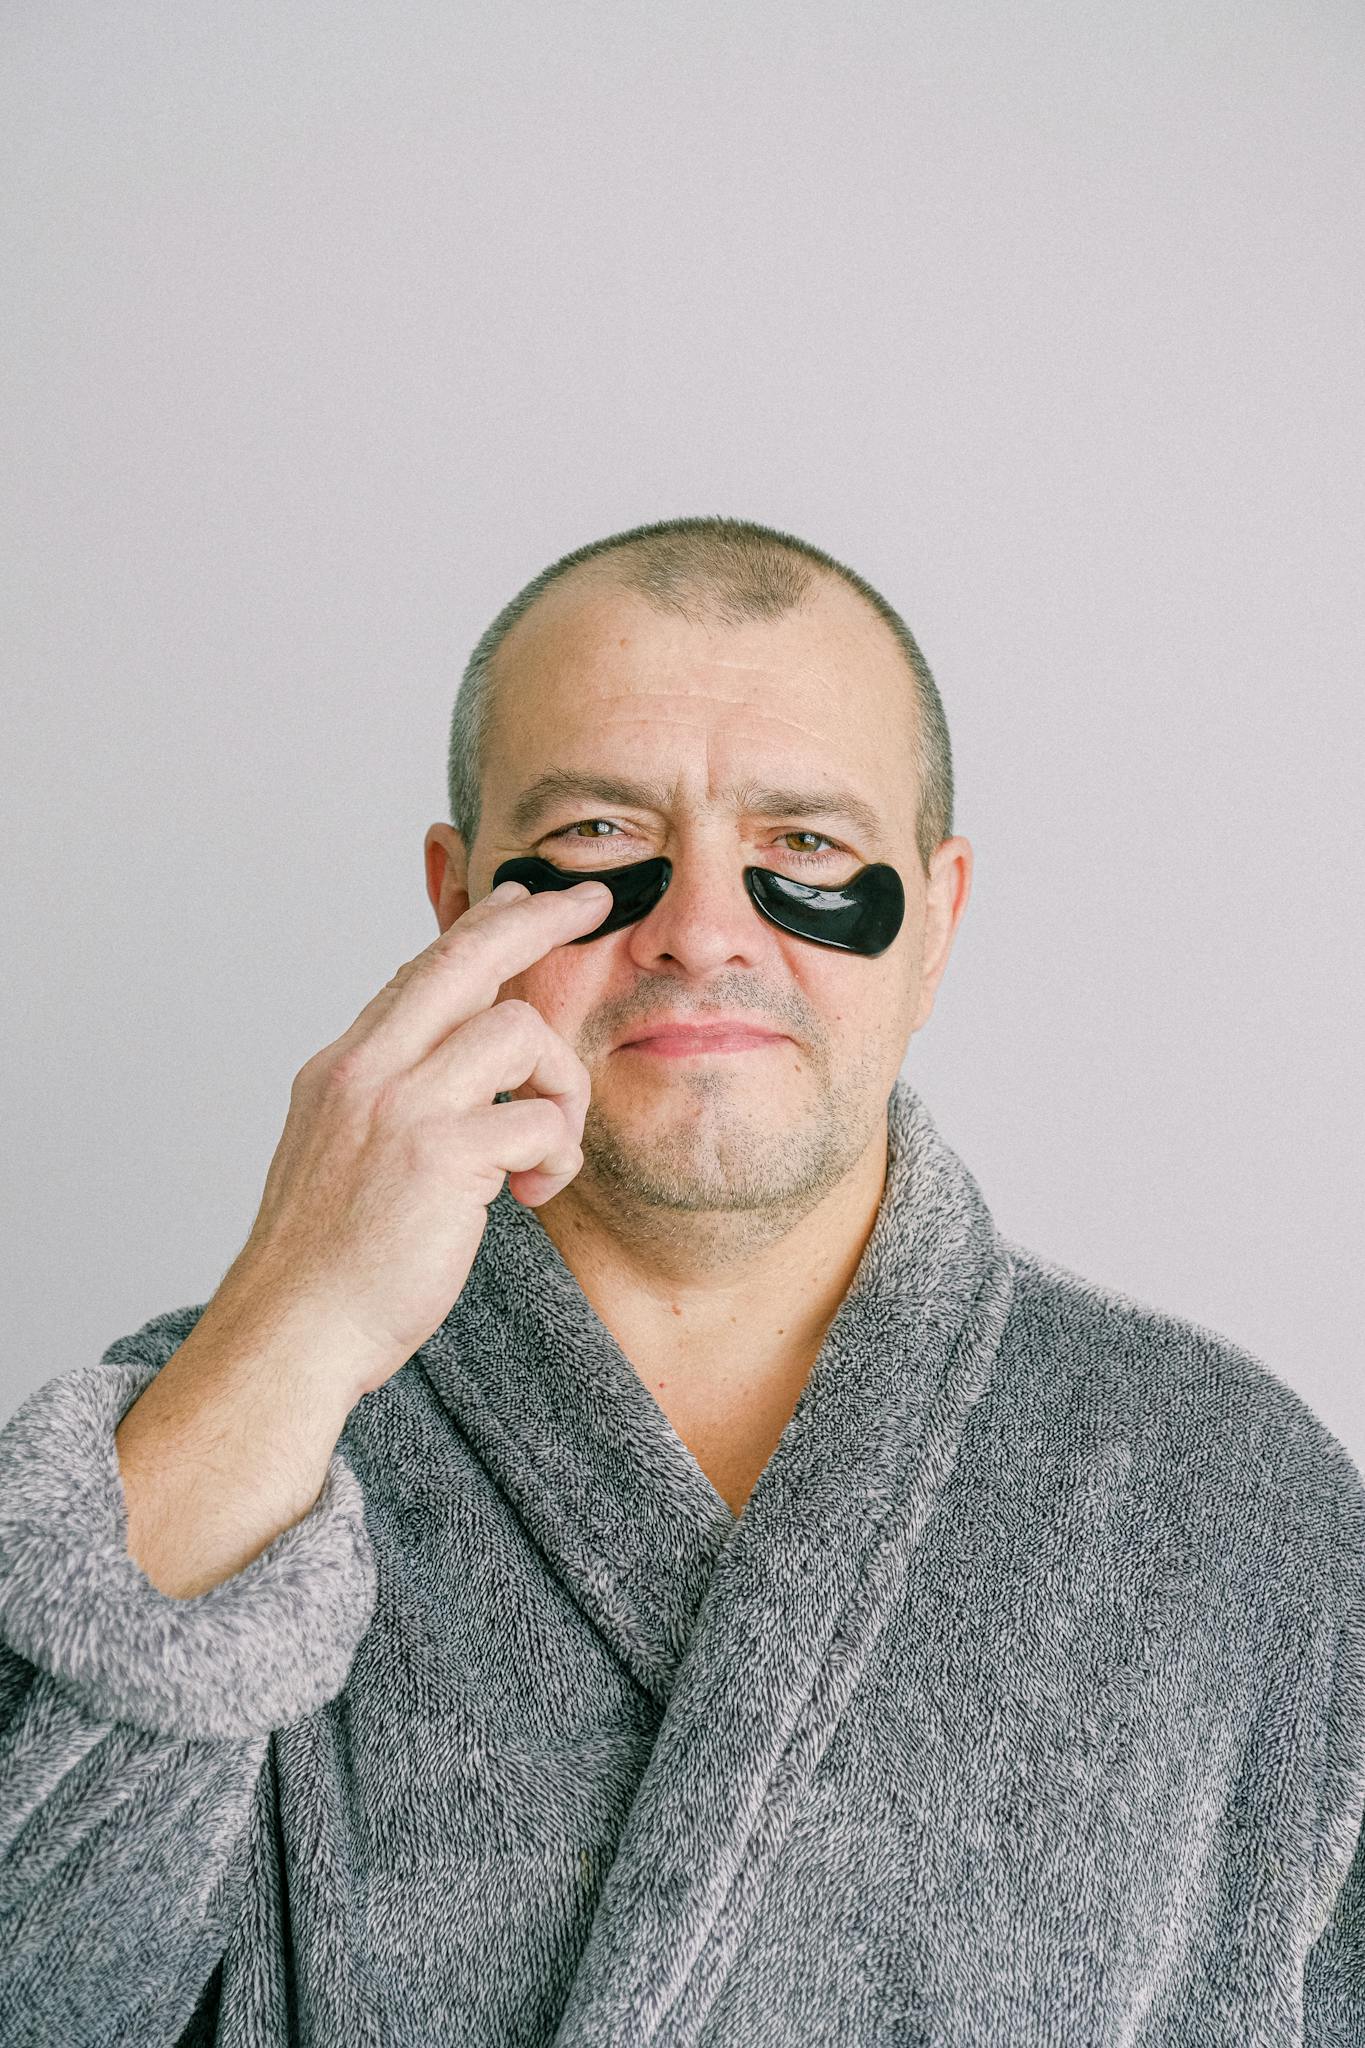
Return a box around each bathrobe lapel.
[417,1076,1015,2046]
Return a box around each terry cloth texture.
[1,1076,1363,2046]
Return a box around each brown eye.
[779,831,844,864]
[540,815,634,856]
[547,820,620,844]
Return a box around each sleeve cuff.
[0,1309,378,1743]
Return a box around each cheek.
[815,963,913,1041]
[497,957,598,1035]
[800,959,882,1026]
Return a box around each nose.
[623,840,773,975]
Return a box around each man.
[1,515,1361,2046]
[424,517,965,1521]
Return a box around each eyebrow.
[507,770,888,847]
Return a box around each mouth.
[616,1025,787,1057]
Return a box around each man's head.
[424,516,972,1243]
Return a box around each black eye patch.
[488,855,905,956]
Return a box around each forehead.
[487,570,915,787]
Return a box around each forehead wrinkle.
[560,684,836,723]
[539,689,869,760]
[517,696,879,774]
[507,765,888,846]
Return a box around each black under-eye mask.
[488,855,906,956]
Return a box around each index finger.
[343,879,613,1072]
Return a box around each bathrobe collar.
[417,1074,1015,1713]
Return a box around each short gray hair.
[447,514,953,878]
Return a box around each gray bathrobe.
[1,1077,1362,2045]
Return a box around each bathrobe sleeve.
[1300,1460,1365,2042]
[1302,1815,1365,2039]
[0,1312,378,2046]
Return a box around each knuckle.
[494,997,542,1033]
[430,931,494,993]
[528,1101,569,1148]
[380,951,425,997]
[320,1043,376,1095]
[440,921,488,965]
[291,1051,323,1094]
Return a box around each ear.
[911,836,974,1033]
[424,824,471,934]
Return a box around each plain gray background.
[3,2,1361,1467]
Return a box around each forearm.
[114,1292,367,1601]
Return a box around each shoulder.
[998,1238,1365,1585]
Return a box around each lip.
[617,1021,787,1056]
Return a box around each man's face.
[426,569,971,1220]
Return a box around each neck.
[531,1112,890,1393]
